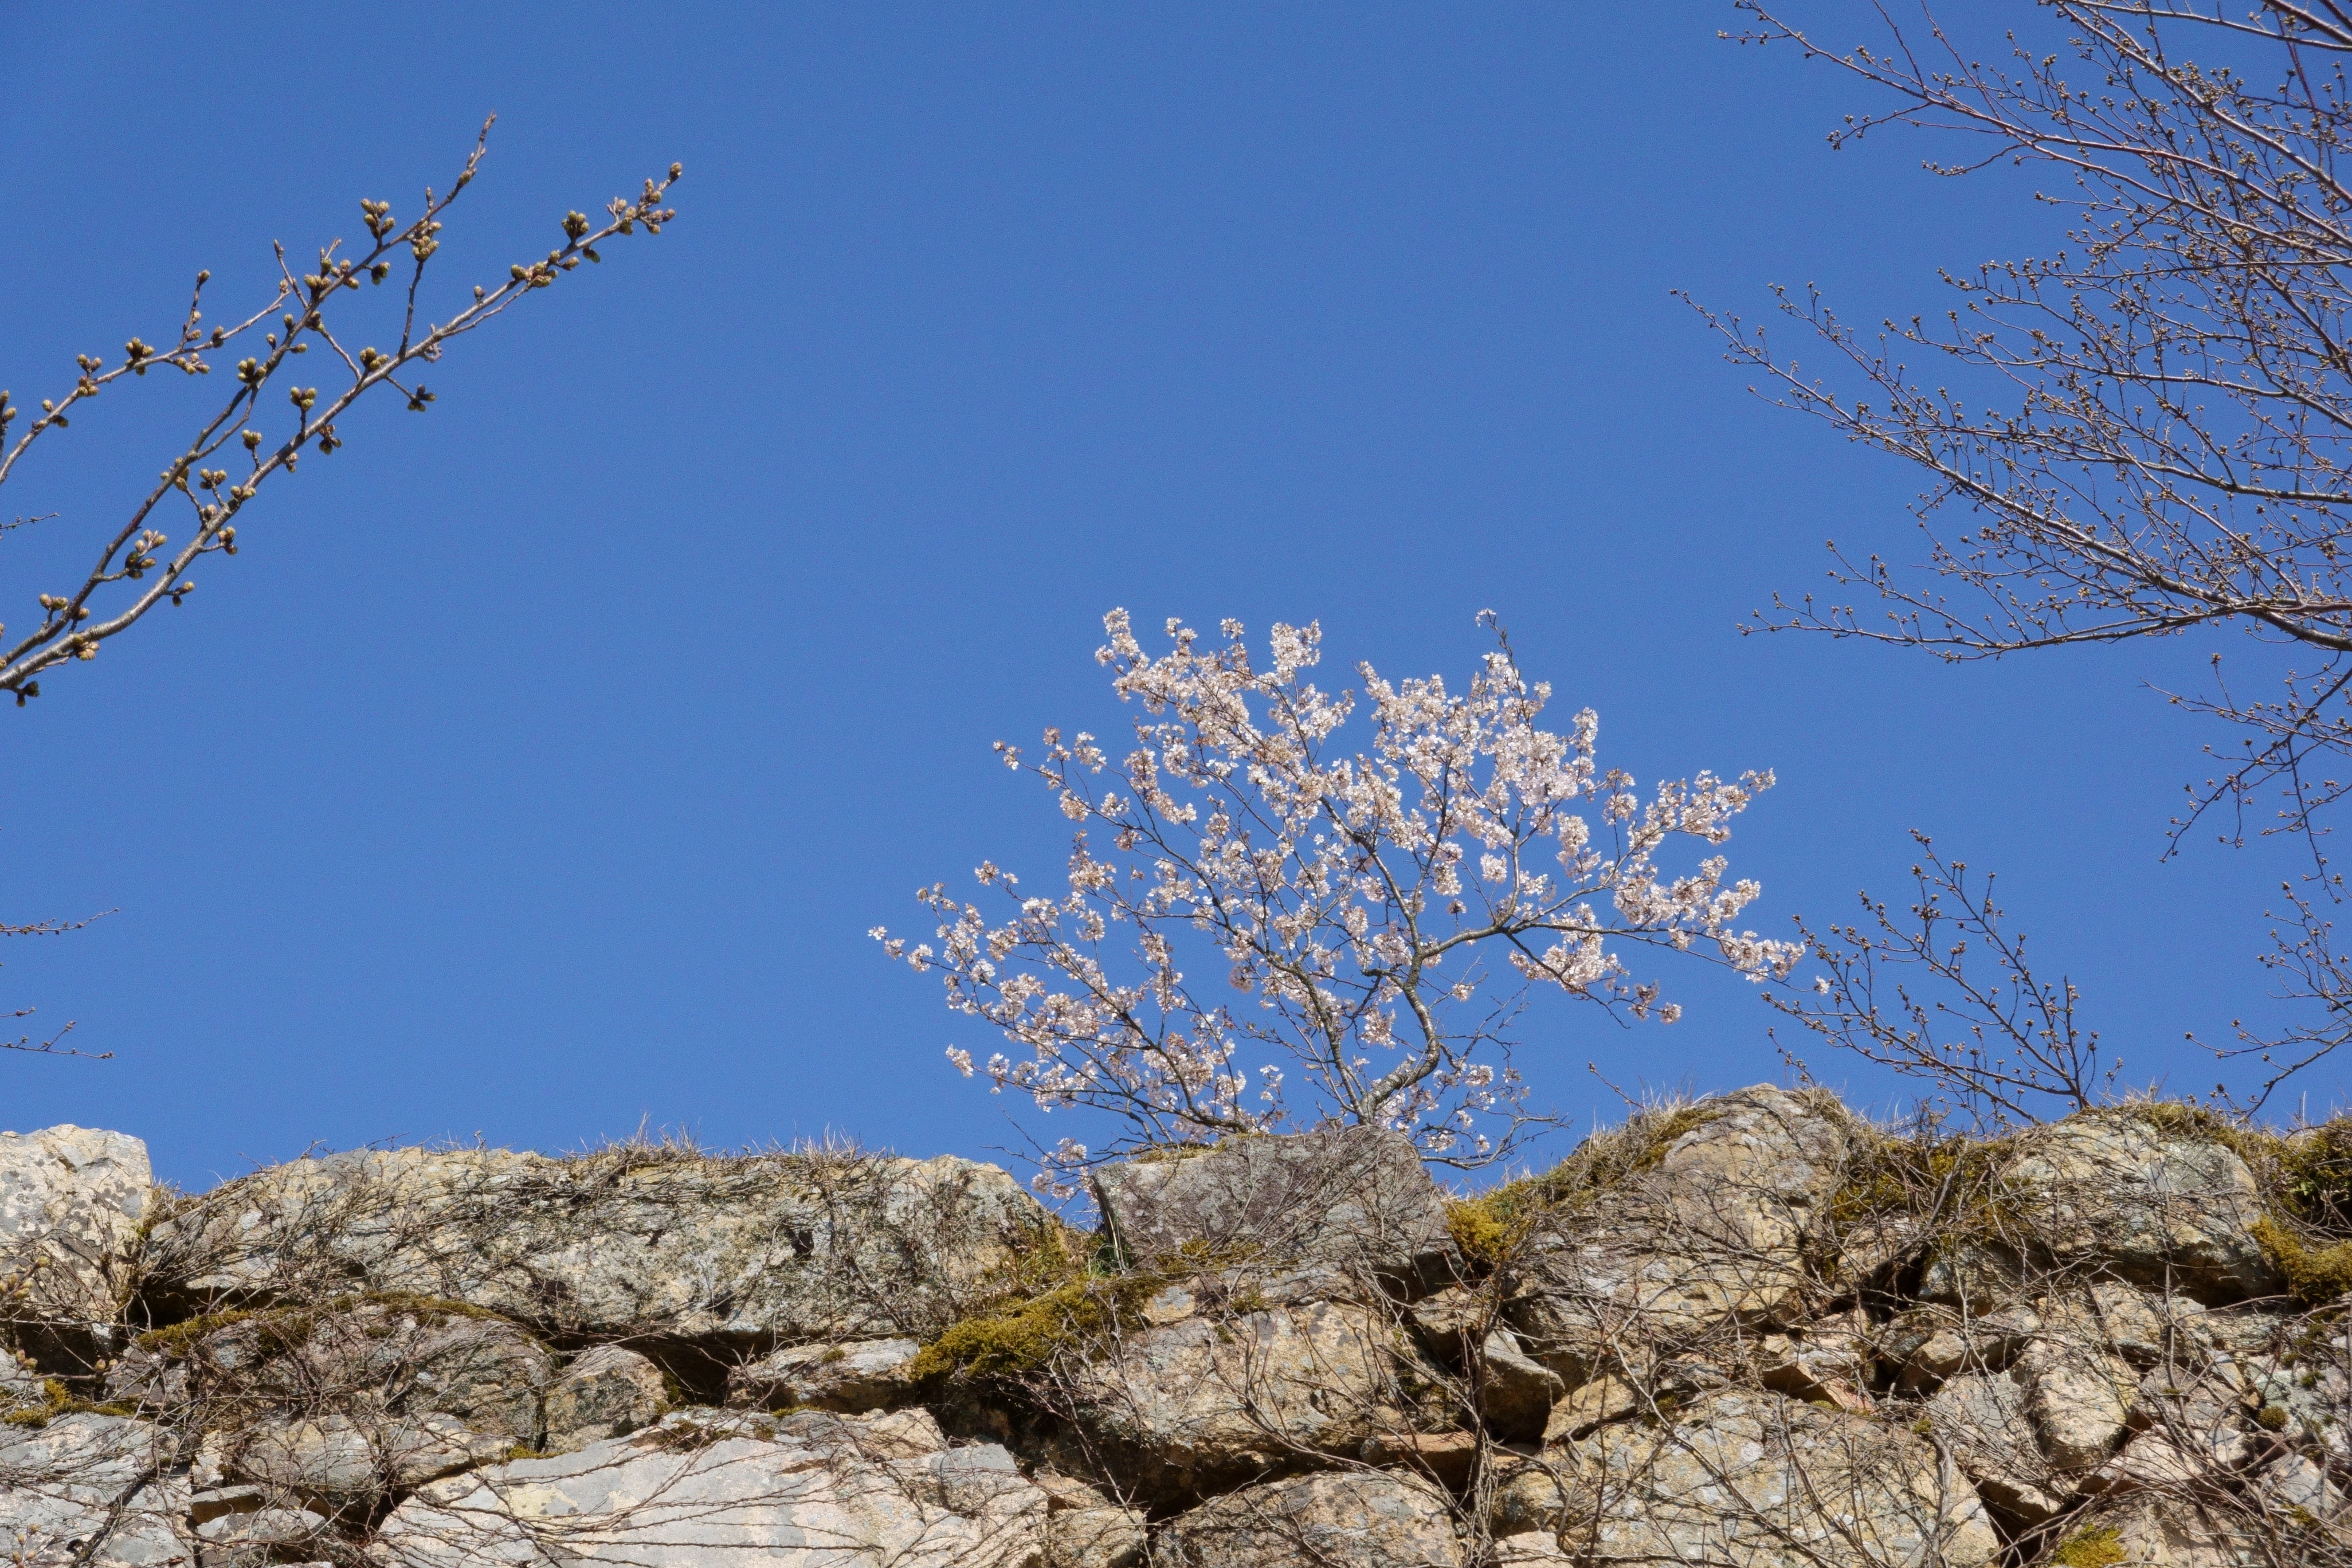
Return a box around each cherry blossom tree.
[877,610,1797,1188]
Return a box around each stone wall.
[0,1087,2345,1566]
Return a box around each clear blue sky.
[0,4,2300,1190]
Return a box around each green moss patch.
[1,1378,134,1428]
[1441,1100,1729,1271]
[2253,1217,2352,1308]
[2051,1524,2125,1567]
[907,1269,1170,1385]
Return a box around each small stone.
[1046,1504,1146,1568]
[543,1344,668,1452]
[726,1336,918,1414]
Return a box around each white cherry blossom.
[876,610,1796,1190]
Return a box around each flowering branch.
[877,610,1797,1189]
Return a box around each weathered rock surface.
[1926,1371,2068,1528]
[1750,1310,1871,1409]
[1408,1286,1562,1442]
[1044,1500,1146,1568]
[1159,1469,1461,1568]
[2065,1493,2273,1568]
[1509,1087,1853,1379]
[1998,1116,2282,1303]
[541,1344,668,1451]
[2018,1335,2137,1475]
[1546,1389,2002,1568]
[147,1144,1048,1346]
[1032,1469,1146,1564]
[230,1408,507,1500]
[371,1408,1046,1568]
[0,1126,150,1336]
[1066,1296,1404,1498]
[1047,1512,1144,1567]
[0,1413,187,1567]
[728,1335,920,1414]
[1093,1125,1456,1292]
[107,1300,550,1449]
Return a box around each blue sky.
[0,4,2298,1190]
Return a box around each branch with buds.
[1698,2,2352,1101]
[0,121,678,1060]
[0,118,680,706]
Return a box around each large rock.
[0,1413,187,1567]
[1542,1388,2001,1568]
[1158,1470,1461,1568]
[2017,1336,2136,1475]
[146,1144,1049,1349]
[229,1410,507,1501]
[1408,1287,1561,1441]
[1092,1126,1455,1293]
[1064,1297,1405,1498]
[0,1126,151,1337]
[370,1408,1046,1568]
[1925,1372,2067,1528]
[1510,1087,1853,1380]
[1997,1115,2281,1303]
[1033,1474,1146,1568]
[107,1299,551,1442]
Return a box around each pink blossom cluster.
[875,610,1796,1191]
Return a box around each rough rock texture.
[1409,1286,1563,1442]
[146,1144,1048,1346]
[1032,1471,1146,1565]
[0,1127,151,1336]
[372,1409,1046,1568]
[1159,1470,1462,1568]
[1093,1124,1457,1292]
[1927,1371,2068,1528]
[1065,1296,1404,1499]
[2064,1493,2276,1567]
[728,1335,920,1414]
[541,1344,668,1451]
[228,1410,505,1501]
[0,1414,186,1567]
[1045,1505,1146,1568]
[1510,1086,1853,1381]
[106,1300,551,1449]
[1523,1389,2002,1567]
[1997,1116,2283,1303]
